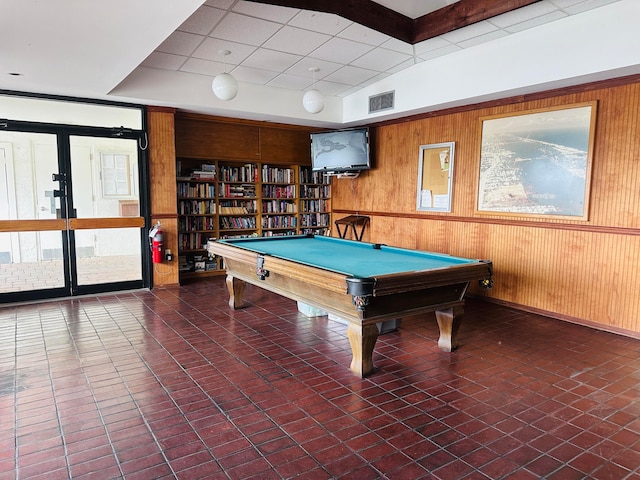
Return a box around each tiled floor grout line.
[4,277,640,478]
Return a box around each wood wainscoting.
[331,75,640,336]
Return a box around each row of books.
[219,183,256,198]
[300,213,330,227]
[261,216,298,228]
[261,185,296,199]
[262,230,298,237]
[178,232,211,251]
[177,164,329,185]
[301,199,329,213]
[300,185,330,198]
[179,216,216,231]
[178,199,216,215]
[177,182,215,198]
[219,199,257,214]
[301,227,329,235]
[219,163,258,182]
[178,200,327,216]
[219,216,257,230]
[261,166,295,184]
[300,169,330,185]
[262,199,297,213]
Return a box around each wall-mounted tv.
[310,127,371,174]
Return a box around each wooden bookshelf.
[299,167,332,235]
[176,160,328,281]
[261,164,298,237]
[176,161,219,279]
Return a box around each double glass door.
[0,128,147,302]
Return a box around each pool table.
[208,235,493,377]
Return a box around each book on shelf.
[192,170,216,180]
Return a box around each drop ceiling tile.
[192,38,256,64]
[489,1,558,28]
[288,10,353,36]
[440,20,499,44]
[213,12,282,46]
[561,0,620,15]
[141,52,186,70]
[308,37,375,64]
[285,58,342,79]
[458,29,509,49]
[178,6,225,35]
[315,80,352,96]
[504,11,568,34]
[263,26,331,56]
[180,57,223,76]
[380,37,414,55]
[351,47,412,72]
[414,36,453,55]
[231,65,279,84]
[338,23,391,46]
[233,0,299,23]
[157,31,205,56]
[417,43,461,61]
[551,0,620,10]
[324,65,378,85]
[267,73,312,90]
[242,48,302,72]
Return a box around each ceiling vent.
[368,91,395,114]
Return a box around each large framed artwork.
[476,102,597,220]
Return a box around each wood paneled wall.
[332,79,640,337]
[175,113,314,165]
[147,107,179,286]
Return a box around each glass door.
[0,130,147,302]
[68,135,144,294]
[0,131,68,298]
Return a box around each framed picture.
[417,142,455,212]
[476,102,597,220]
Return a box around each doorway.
[0,128,148,302]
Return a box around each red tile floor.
[2,277,640,479]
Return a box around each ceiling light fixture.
[303,67,324,114]
[212,49,238,101]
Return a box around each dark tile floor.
[2,277,640,479]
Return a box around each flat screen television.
[310,127,371,174]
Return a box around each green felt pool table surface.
[217,235,477,278]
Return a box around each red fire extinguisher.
[150,223,164,264]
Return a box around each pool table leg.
[225,275,246,309]
[347,323,379,377]
[435,306,464,352]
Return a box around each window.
[100,153,132,197]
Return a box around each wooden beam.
[244,0,414,43]
[244,0,543,44]
[413,0,543,43]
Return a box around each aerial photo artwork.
[477,104,594,217]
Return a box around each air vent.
[369,91,395,113]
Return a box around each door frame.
[0,118,151,302]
